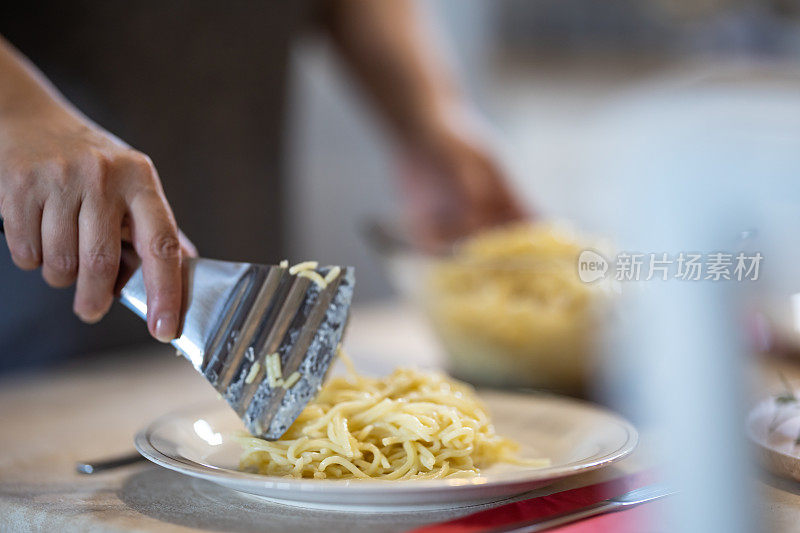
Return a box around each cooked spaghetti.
[234,354,548,480]
[286,260,341,289]
[426,222,612,390]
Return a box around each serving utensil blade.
[120,258,354,439]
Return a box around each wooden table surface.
[1,302,794,532]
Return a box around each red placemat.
[411,471,661,533]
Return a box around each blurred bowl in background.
[365,220,617,395]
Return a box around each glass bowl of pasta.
[371,221,617,394]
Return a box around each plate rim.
[134,392,639,494]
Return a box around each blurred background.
[2,2,800,531]
[288,0,800,300]
[2,0,799,367]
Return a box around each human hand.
[398,110,527,249]
[0,106,195,342]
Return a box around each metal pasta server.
[0,218,353,439]
[119,258,355,439]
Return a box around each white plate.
[135,392,637,511]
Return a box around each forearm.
[325,0,462,146]
[0,35,76,122]
[325,1,525,244]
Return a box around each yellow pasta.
[235,352,548,479]
[298,269,328,289]
[289,260,319,275]
[426,222,610,389]
[266,353,282,388]
[282,371,301,389]
[245,362,261,385]
[324,266,341,285]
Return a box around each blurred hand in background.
[326,0,527,249]
[397,110,526,249]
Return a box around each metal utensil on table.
[76,453,145,474]
[120,257,354,439]
[485,483,676,533]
